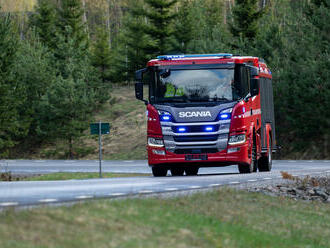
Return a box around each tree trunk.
[81,0,89,39]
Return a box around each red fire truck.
[135,54,276,176]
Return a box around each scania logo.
[179,111,212,118]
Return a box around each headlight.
[158,110,172,122]
[148,137,164,147]
[228,134,246,145]
[219,108,232,120]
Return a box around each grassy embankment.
[28,86,147,160]
[25,172,150,181]
[0,188,329,248]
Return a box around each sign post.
[90,122,110,178]
[98,121,102,178]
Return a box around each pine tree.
[0,15,25,157]
[41,31,96,158]
[230,0,264,40]
[13,35,57,141]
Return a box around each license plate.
[185,154,208,161]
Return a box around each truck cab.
[135,54,275,177]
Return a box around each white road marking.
[229,181,240,184]
[0,202,18,207]
[308,160,314,162]
[123,160,134,163]
[76,195,92,199]
[35,160,46,163]
[326,170,330,173]
[288,161,296,162]
[189,186,201,189]
[39,199,57,203]
[209,184,221,187]
[109,193,125,196]
[65,160,76,163]
[139,190,153,194]
[247,179,257,182]
[165,188,178,191]
[323,161,330,163]
[263,177,272,180]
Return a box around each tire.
[258,137,272,172]
[185,167,199,176]
[238,163,253,173]
[152,167,168,177]
[170,167,184,176]
[238,136,257,174]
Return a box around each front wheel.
[152,167,168,177]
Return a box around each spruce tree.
[29,0,57,50]
[91,27,112,103]
[230,0,264,40]
[112,0,154,81]
[57,0,89,51]
[174,0,193,53]
[91,27,112,84]
[142,0,178,55]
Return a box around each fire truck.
[135,54,276,176]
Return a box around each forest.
[0,0,329,159]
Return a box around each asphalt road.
[0,160,329,208]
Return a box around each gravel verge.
[234,172,330,203]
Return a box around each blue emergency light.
[157,54,233,60]
[219,113,231,120]
[178,127,187,132]
[205,126,214,132]
[161,115,171,121]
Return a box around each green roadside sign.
[90,123,110,135]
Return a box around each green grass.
[23,172,150,181]
[0,188,329,248]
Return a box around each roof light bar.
[157,54,233,60]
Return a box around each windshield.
[151,69,243,104]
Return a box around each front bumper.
[148,143,250,167]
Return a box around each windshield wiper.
[209,97,231,102]
[158,96,190,103]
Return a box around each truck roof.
[147,53,272,78]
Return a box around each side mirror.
[135,68,147,81]
[250,78,259,97]
[135,82,144,101]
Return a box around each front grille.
[174,148,218,154]
[174,135,218,143]
[172,125,220,133]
